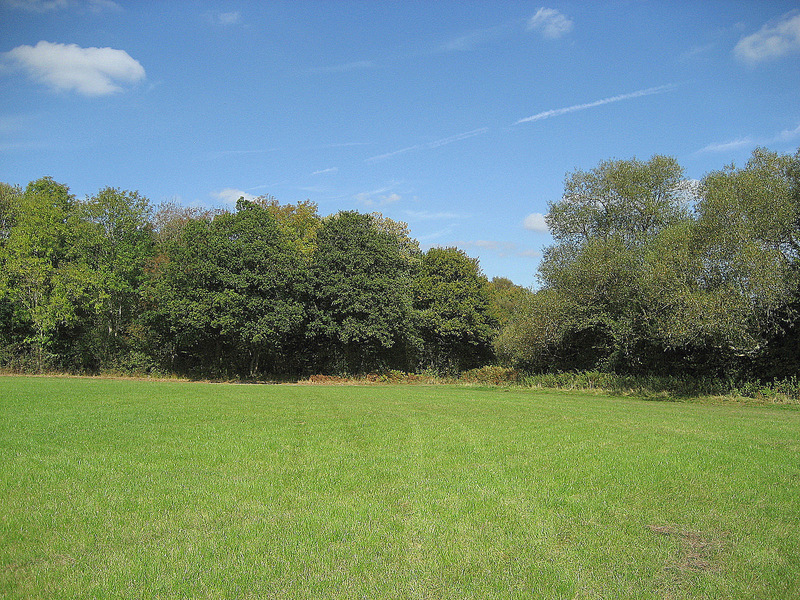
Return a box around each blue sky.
[1,0,799,287]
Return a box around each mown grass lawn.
[1,377,798,599]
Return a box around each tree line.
[0,182,514,378]
[1,146,798,381]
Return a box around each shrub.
[460,366,521,386]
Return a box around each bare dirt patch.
[647,524,721,573]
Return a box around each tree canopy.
[2,146,798,382]
[500,147,800,380]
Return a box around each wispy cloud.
[315,142,371,149]
[679,42,717,62]
[2,41,144,96]
[308,60,376,74]
[365,144,420,163]
[523,213,548,233]
[1,0,67,9]
[777,123,800,141]
[514,84,677,125]
[312,167,338,176]
[438,23,513,52]
[355,190,402,207]
[2,0,121,11]
[366,127,488,163]
[417,227,456,243]
[697,138,754,154]
[205,11,241,26]
[455,239,542,259]
[697,122,800,154]
[527,8,574,39]
[734,11,800,65]
[405,210,467,221]
[0,114,33,135]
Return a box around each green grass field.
[1,377,798,599]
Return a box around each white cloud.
[734,12,800,65]
[515,84,676,125]
[3,41,145,96]
[216,11,241,25]
[523,212,548,233]
[777,123,800,142]
[527,8,574,39]
[456,239,542,259]
[2,0,121,11]
[203,10,242,25]
[427,128,489,149]
[365,144,420,163]
[697,138,754,153]
[355,190,401,207]
[87,0,120,11]
[312,167,338,176]
[213,188,256,205]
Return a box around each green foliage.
[0,182,21,243]
[254,195,322,257]
[3,147,799,380]
[145,199,307,378]
[412,247,497,373]
[77,187,155,368]
[547,154,690,246]
[502,148,800,379]
[459,365,520,385]
[485,276,533,329]
[308,211,414,373]
[0,177,94,371]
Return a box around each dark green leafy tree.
[308,211,414,373]
[539,156,694,372]
[412,247,496,373]
[145,199,306,378]
[0,183,25,362]
[694,148,800,376]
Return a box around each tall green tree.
[502,148,800,377]
[412,247,496,373]
[0,183,25,363]
[0,177,94,371]
[308,211,414,373]
[537,156,694,372]
[256,196,322,258]
[547,155,691,246]
[0,182,21,243]
[486,277,533,330]
[694,148,800,376]
[144,199,306,377]
[78,187,155,367]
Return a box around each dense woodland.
[1,146,798,382]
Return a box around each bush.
[460,366,521,385]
